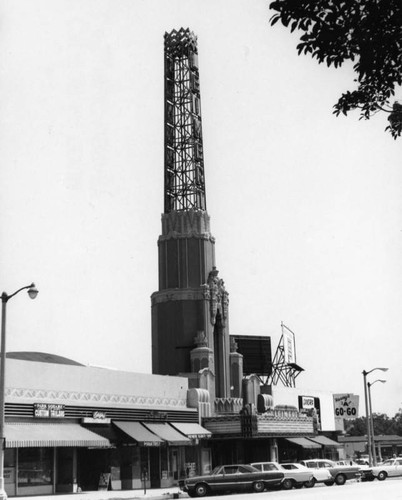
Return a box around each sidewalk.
[16,487,186,500]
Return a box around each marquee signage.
[300,396,315,410]
[34,403,65,418]
[298,396,322,431]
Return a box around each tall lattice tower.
[151,29,240,400]
[164,28,206,213]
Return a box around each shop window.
[160,447,168,480]
[18,448,53,487]
[140,447,149,479]
[185,447,197,477]
[4,449,16,485]
[170,449,178,480]
[5,449,15,468]
[56,448,74,486]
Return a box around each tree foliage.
[346,410,402,437]
[269,0,402,138]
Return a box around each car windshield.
[305,462,317,468]
[262,464,278,471]
[211,466,223,475]
[211,465,256,475]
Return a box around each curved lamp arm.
[1,283,38,303]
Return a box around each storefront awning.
[142,422,191,446]
[285,437,321,449]
[4,423,112,448]
[308,436,341,447]
[82,424,123,445]
[113,421,164,447]
[170,422,212,439]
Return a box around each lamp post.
[368,379,386,467]
[0,283,38,500]
[362,367,388,467]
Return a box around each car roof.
[302,459,333,462]
[250,462,276,465]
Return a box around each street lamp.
[0,283,38,500]
[368,379,387,466]
[362,367,388,467]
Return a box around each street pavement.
[14,477,402,500]
[15,486,183,500]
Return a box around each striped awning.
[113,421,164,447]
[170,422,212,439]
[308,436,341,447]
[143,422,191,446]
[4,423,112,448]
[285,437,321,449]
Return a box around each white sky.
[0,0,401,418]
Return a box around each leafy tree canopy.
[346,410,402,437]
[269,0,402,138]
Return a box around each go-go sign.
[335,406,357,417]
[333,393,359,420]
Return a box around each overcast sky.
[0,0,401,418]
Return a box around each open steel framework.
[268,323,304,388]
[164,28,206,213]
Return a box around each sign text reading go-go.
[335,406,357,417]
[333,393,359,420]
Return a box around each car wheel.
[335,474,346,486]
[194,483,209,497]
[304,478,316,488]
[282,478,294,490]
[324,480,335,486]
[377,471,387,481]
[252,480,265,493]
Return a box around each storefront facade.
[202,396,342,467]
[4,355,211,496]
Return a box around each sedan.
[300,459,361,485]
[336,460,374,481]
[371,458,402,480]
[250,462,314,489]
[179,464,284,497]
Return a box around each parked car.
[336,460,374,482]
[355,458,369,466]
[371,458,402,480]
[300,459,361,485]
[250,462,314,489]
[296,460,333,485]
[179,464,284,497]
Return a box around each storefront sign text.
[82,411,111,424]
[34,403,65,418]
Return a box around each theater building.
[150,28,343,470]
[2,30,347,498]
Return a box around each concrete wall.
[5,358,189,409]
